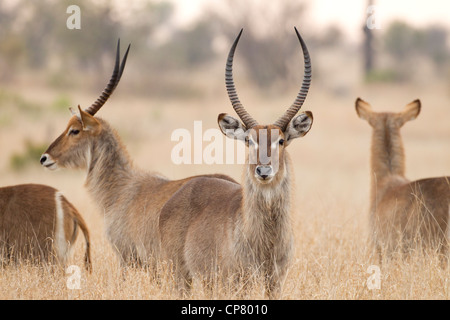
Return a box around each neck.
[85,121,135,213]
[370,123,406,201]
[237,154,293,268]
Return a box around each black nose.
[40,155,47,165]
[256,166,272,179]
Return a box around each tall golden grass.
[0,79,449,299]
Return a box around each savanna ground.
[0,68,449,299]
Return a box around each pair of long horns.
[225,27,312,131]
[84,39,130,116]
[84,30,310,127]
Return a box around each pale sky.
[308,0,450,37]
[169,0,450,39]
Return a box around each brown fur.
[41,108,313,297]
[42,114,217,269]
[0,184,91,271]
[159,127,293,292]
[356,98,450,257]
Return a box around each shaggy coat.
[41,108,312,295]
[41,30,313,296]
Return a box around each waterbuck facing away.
[356,98,450,259]
[0,184,91,271]
[40,29,312,296]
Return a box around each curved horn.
[84,39,131,116]
[273,27,311,131]
[225,29,258,129]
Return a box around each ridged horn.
[225,29,258,129]
[273,27,311,131]
[84,39,131,116]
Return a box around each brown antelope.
[355,98,450,258]
[40,40,236,272]
[157,27,313,295]
[40,30,312,295]
[0,184,91,271]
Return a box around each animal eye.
[69,129,80,136]
[279,139,285,146]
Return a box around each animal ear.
[355,97,373,121]
[400,99,421,124]
[78,105,100,132]
[218,113,248,141]
[283,111,313,144]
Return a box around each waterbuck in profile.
[0,184,91,271]
[355,98,450,259]
[40,40,242,273]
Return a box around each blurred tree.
[384,21,420,61]
[153,19,218,69]
[320,25,344,48]
[383,21,449,80]
[363,0,375,77]
[21,0,61,69]
[0,0,218,91]
[209,0,308,89]
[420,26,449,73]
[54,0,121,71]
[0,1,26,80]
[120,1,173,42]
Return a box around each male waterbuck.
[157,27,313,295]
[0,184,91,271]
[355,98,450,258]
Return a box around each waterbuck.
[157,27,313,295]
[355,98,450,259]
[40,29,313,296]
[0,183,91,271]
[40,40,238,272]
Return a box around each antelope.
[355,98,450,259]
[40,30,313,296]
[40,40,236,272]
[0,183,91,271]
[157,27,313,295]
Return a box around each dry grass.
[0,78,449,299]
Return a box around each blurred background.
[0,0,449,235]
[2,0,450,299]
